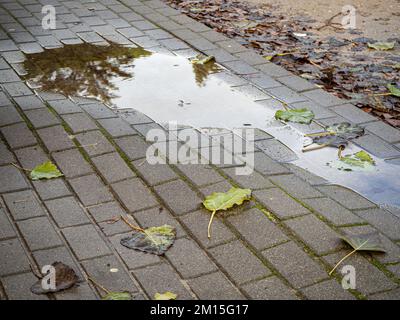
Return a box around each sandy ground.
[244,0,400,40]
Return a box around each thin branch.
[302,144,329,153]
[88,277,110,295]
[11,163,31,172]
[120,215,145,233]
[304,132,335,137]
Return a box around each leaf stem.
[207,211,216,239]
[11,163,31,172]
[304,132,335,137]
[120,215,145,233]
[302,144,329,153]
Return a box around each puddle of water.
[23,43,400,213]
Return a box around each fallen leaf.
[275,108,315,124]
[326,122,365,139]
[120,225,176,255]
[30,161,63,180]
[367,42,395,51]
[387,84,400,97]
[154,291,177,300]
[190,54,215,65]
[102,291,132,300]
[341,231,386,253]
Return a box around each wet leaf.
[120,225,175,255]
[367,42,395,51]
[154,291,177,300]
[203,187,251,238]
[31,262,79,294]
[326,122,365,139]
[30,161,63,180]
[190,54,215,65]
[331,150,375,171]
[387,84,400,97]
[312,135,348,148]
[341,231,386,252]
[102,292,132,300]
[275,108,315,124]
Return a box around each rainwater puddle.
[23,43,400,214]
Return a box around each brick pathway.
[0,0,400,300]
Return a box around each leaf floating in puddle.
[31,261,79,294]
[367,42,395,51]
[120,225,176,255]
[387,84,400,97]
[275,108,315,124]
[154,291,177,300]
[336,150,376,170]
[326,122,365,140]
[203,187,251,239]
[30,161,63,180]
[190,54,215,65]
[102,291,132,300]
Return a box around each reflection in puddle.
[24,43,400,213]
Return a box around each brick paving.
[0,0,399,300]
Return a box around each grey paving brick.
[324,251,396,295]
[3,190,46,220]
[0,91,12,107]
[19,42,44,54]
[119,11,143,22]
[2,51,25,65]
[81,103,117,119]
[223,60,258,75]
[232,84,270,100]
[285,214,344,255]
[363,121,400,143]
[244,73,281,89]
[109,232,161,269]
[98,117,137,137]
[353,134,400,158]
[242,276,298,300]
[75,130,115,157]
[55,283,98,300]
[175,164,223,187]
[0,68,20,83]
[209,240,271,284]
[159,38,189,50]
[87,202,126,224]
[186,37,217,51]
[0,39,18,52]
[32,178,72,200]
[301,279,356,300]
[0,165,28,193]
[0,238,31,276]
[2,272,49,300]
[130,19,158,31]
[133,263,193,300]
[277,75,317,92]
[116,135,152,160]
[180,210,235,248]
[117,110,153,125]
[61,113,98,133]
[2,82,32,97]
[53,148,93,178]
[228,208,289,250]
[269,174,322,199]
[76,31,104,43]
[330,104,376,124]
[188,272,244,300]
[252,152,291,175]
[303,197,364,226]
[234,50,267,66]
[98,216,133,236]
[63,224,111,260]
[46,197,90,228]
[262,241,327,288]
[14,145,48,169]
[82,255,138,294]
[12,96,42,111]
[117,26,143,38]
[302,89,344,107]
[112,178,158,212]
[355,208,400,240]
[171,29,201,41]
[24,108,60,128]
[132,159,177,186]
[255,62,292,77]
[217,39,247,53]
[92,152,135,184]
[0,143,15,165]
[0,208,15,240]
[290,100,336,120]
[199,180,236,198]
[370,288,400,300]
[36,35,62,48]
[166,237,217,278]
[18,216,63,251]
[203,48,237,63]
[47,98,80,114]
[222,167,274,190]
[154,180,201,215]
[1,122,36,149]
[37,125,75,152]
[316,185,376,210]
[266,86,307,104]
[69,174,114,206]
[0,106,22,126]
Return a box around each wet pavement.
[0,0,400,300]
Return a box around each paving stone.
[133,263,193,300]
[0,68,20,83]
[19,42,44,54]
[117,110,153,125]
[0,106,22,127]
[116,135,152,160]
[355,208,400,240]
[303,197,364,226]
[77,31,105,43]
[363,121,400,143]
[266,86,307,104]
[92,152,136,183]
[180,210,235,248]
[63,224,111,260]
[82,255,138,294]
[81,103,117,119]
[186,37,217,51]
[119,12,143,22]
[324,251,397,295]
[165,237,217,278]
[69,174,114,206]
[285,214,344,255]
[302,89,345,107]
[252,152,290,175]
[132,159,177,186]
[55,283,98,300]
[222,60,258,75]
[14,145,48,169]
[145,28,174,40]
[61,113,98,133]
[0,143,15,165]
[262,241,327,288]
[133,207,186,238]
[0,165,28,193]
[75,130,115,157]
[232,84,270,100]
[175,164,223,187]
[370,288,400,300]
[255,62,292,77]
[217,39,247,53]
[18,216,63,251]
[316,185,376,210]
[199,180,236,198]
[171,29,201,41]
[37,125,75,152]
[133,122,167,139]
[3,190,46,220]
[159,38,189,50]
[87,201,127,223]
[2,82,32,97]
[290,100,336,120]
[2,272,49,300]
[0,208,16,240]
[228,208,289,250]
[98,216,133,236]
[154,180,201,215]
[117,26,144,38]
[130,19,158,31]
[353,134,400,158]
[112,178,158,212]
[243,73,281,89]
[109,232,161,269]
[0,91,12,107]
[221,167,274,190]
[46,197,90,228]
[32,178,72,201]
[301,279,356,300]
[255,136,299,160]
[53,148,93,178]
[0,238,31,276]
[203,48,237,63]
[269,174,323,199]
[188,272,244,300]
[98,117,137,137]
[277,75,317,92]
[330,104,377,124]
[209,240,271,284]
[1,122,36,149]
[0,39,18,51]
[241,276,298,300]
[47,99,81,114]
[36,35,62,48]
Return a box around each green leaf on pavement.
[387,84,400,97]
[102,291,132,300]
[341,231,386,253]
[154,291,177,300]
[30,161,63,180]
[275,108,315,124]
[367,42,395,51]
